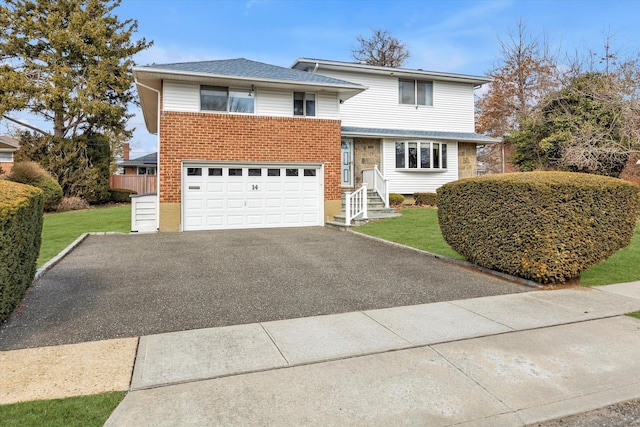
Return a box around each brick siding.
[159,112,342,203]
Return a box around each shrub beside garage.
[0,180,44,322]
[437,172,640,285]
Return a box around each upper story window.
[293,92,316,116]
[201,85,254,113]
[0,152,13,162]
[399,79,433,106]
[395,141,447,170]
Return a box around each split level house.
[133,58,499,232]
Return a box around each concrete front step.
[331,211,402,227]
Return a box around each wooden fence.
[109,174,157,194]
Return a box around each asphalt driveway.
[0,227,531,350]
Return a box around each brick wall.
[0,162,13,174]
[159,112,342,203]
[457,142,478,179]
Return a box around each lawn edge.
[35,232,129,283]
[350,229,544,289]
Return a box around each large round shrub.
[7,161,63,211]
[437,172,640,284]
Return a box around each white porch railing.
[362,165,389,208]
[345,184,368,225]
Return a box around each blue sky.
[6,0,640,157]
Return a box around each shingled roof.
[137,58,363,88]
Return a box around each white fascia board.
[292,58,491,86]
[132,67,366,98]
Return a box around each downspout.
[134,78,161,231]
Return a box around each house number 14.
[251,184,259,191]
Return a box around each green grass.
[627,311,640,320]
[38,205,131,268]
[579,222,640,286]
[356,208,463,260]
[0,392,125,427]
[356,207,640,286]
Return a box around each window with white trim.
[137,167,156,175]
[399,79,433,106]
[0,152,13,162]
[395,141,447,170]
[293,92,316,116]
[200,85,254,113]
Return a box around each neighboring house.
[110,148,158,194]
[119,152,157,176]
[0,136,20,174]
[133,57,498,232]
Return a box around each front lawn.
[356,207,640,286]
[0,392,125,427]
[38,205,131,268]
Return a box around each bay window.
[395,141,447,170]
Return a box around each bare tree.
[352,28,410,67]
[476,21,559,173]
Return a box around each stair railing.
[345,184,367,225]
[362,165,389,208]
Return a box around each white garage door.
[183,164,323,231]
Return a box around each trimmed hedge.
[414,192,438,207]
[0,180,44,322]
[7,162,62,211]
[437,172,640,284]
[109,188,136,203]
[389,193,405,205]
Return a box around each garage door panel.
[246,198,263,209]
[227,198,244,209]
[184,164,322,231]
[266,183,283,192]
[227,182,244,192]
[205,216,224,227]
[266,198,282,208]
[206,182,224,193]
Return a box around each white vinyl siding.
[162,81,340,119]
[163,81,200,112]
[381,140,459,194]
[318,93,339,118]
[256,89,291,116]
[317,70,475,132]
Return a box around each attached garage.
[182,163,324,231]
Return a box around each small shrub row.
[56,196,90,212]
[6,162,62,211]
[109,188,136,203]
[437,172,640,284]
[414,192,437,207]
[389,193,404,206]
[0,180,44,322]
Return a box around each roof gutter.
[134,77,161,232]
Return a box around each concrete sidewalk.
[98,282,640,427]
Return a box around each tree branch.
[2,115,50,136]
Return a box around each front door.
[341,139,353,187]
